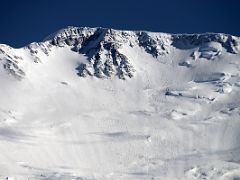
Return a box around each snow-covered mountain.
[0,27,240,180]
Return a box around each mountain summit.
[0,27,240,179]
[1,27,239,80]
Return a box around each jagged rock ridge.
[48,27,138,79]
[0,26,240,80]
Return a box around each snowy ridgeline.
[1,27,240,180]
[0,26,239,80]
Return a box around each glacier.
[0,27,240,179]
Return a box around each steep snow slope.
[0,27,240,180]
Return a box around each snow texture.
[0,27,240,179]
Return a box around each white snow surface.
[0,27,240,179]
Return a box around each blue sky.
[0,0,239,47]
